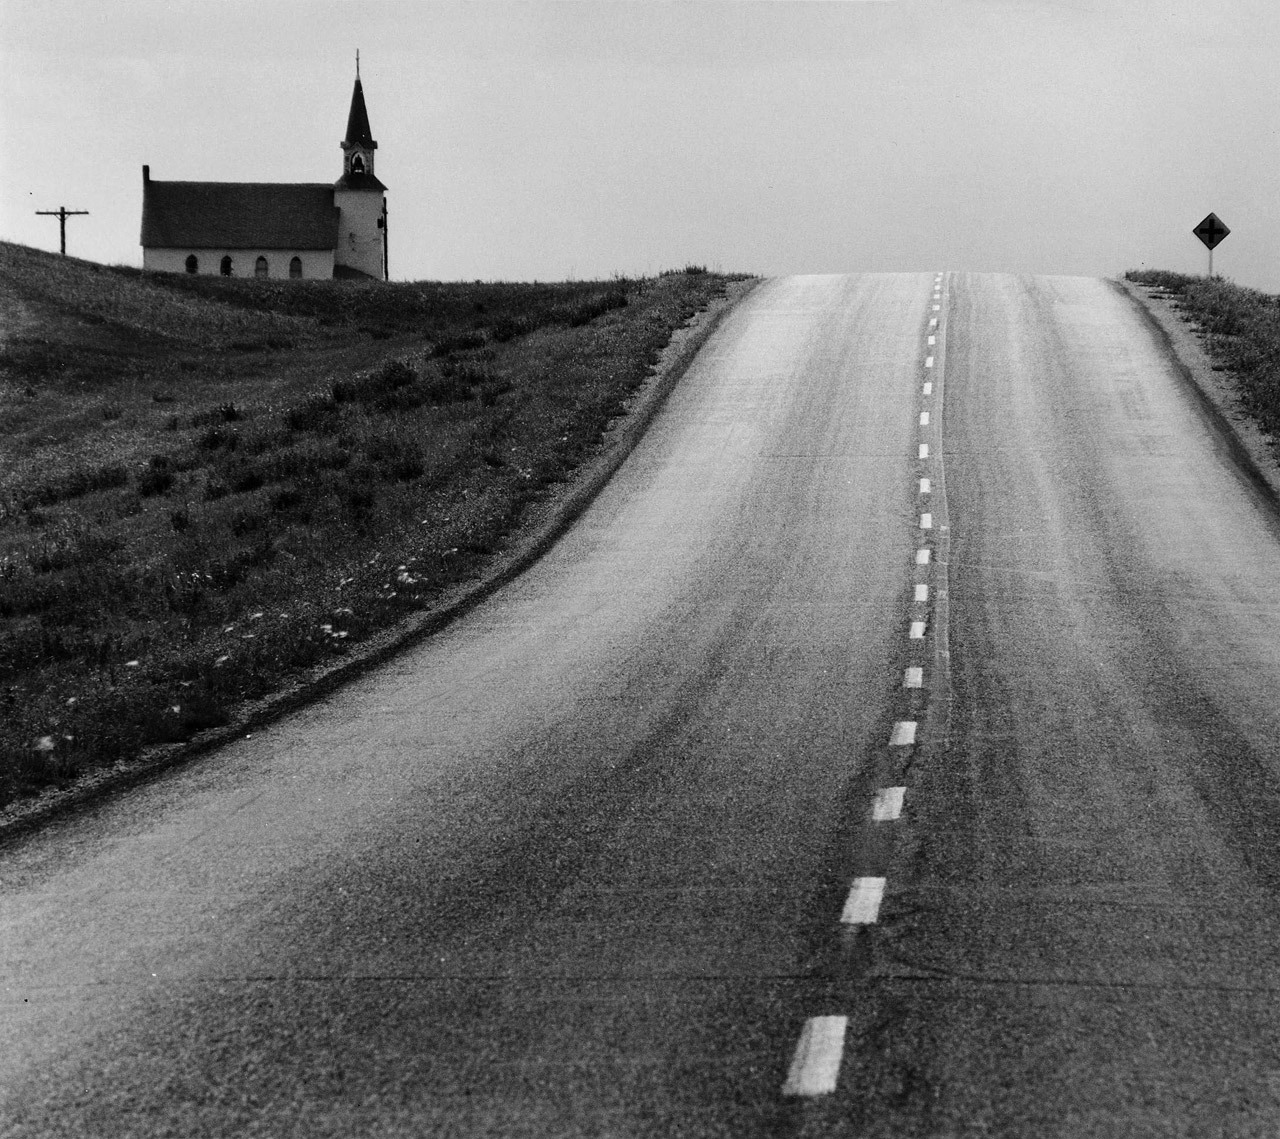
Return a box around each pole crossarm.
[35,207,90,256]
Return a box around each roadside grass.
[0,241,747,806]
[1126,269,1280,435]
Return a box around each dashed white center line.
[927,335,936,346]
[914,583,929,601]
[924,356,934,368]
[909,620,926,639]
[873,786,907,820]
[782,1016,848,1097]
[889,720,917,745]
[904,666,923,688]
[918,443,929,459]
[922,381,933,396]
[932,305,940,312]
[919,411,930,426]
[919,477,931,494]
[920,512,933,529]
[929,317,938,329]
[841,877,887,924]
[916,548,931,565]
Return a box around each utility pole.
[35,207,90,256]
[379,201,389,281]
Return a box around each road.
[4,273,1280,1137]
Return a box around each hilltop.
[0,241,746,808]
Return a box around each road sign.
[1193,212,1230,250]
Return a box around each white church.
[140,67,387,281]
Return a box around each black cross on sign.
[1193,212,1230,250]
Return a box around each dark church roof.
[334,171,388,192]
[344,77,377,149]
[141,178,340,250]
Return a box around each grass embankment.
[0,241,745,807]
[1126,269,1280,435]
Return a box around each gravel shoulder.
[1114,276,1280,508]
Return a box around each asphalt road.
[4,273,1280,1137]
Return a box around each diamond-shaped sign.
[1193,212,1230,250]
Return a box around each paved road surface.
[4,273,1280,1137]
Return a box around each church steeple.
[333,54,388,280]
[340,56,378,180]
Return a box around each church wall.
[333,190,385,280]
[143,248,335,279]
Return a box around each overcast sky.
[2,0,1277,290]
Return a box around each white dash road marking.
[890,720,918,745]
[925,356,935,368]
[927,335,936,346]
[919,477,931,494]
[929,317,938,328]
[920,512,933,529]
[919,411,930,426]
[916,548,931,565]
[932,305,941,312]
[842,877,887,924]
[918,443,930,459]
[915,583,929,601]
[922,381,933,396]
[904,666,923,688]
[873,786,907,820]
[909,620,927,639]
[782,1016,848,1097]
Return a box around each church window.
[289,256,303,279]
[220,256,233,276]
[352,154,364,174]
[255,256,269,279]
[185,254,198,274]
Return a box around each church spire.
[344,64,377,153]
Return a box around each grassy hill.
[0,241,745,806]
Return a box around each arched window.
[185,254,198,274]
[289,256,303,279]
[220,255,233,277]
[255,256,269,279]
[351,154,364,174]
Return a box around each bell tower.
[334,52,388,279]
[341,52,377,179]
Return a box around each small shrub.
[227,463,265,495]
[422,372,474,405]
[138,466,174,497]
[492,315,538,342]
[431,330,486,357]
[199,425,237,450]
[170,507,190,532]
[479,377,514,407]
[230,509,266,537]
[271,485,305,512]
[284,394,340,432]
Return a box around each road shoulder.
[1113,276,1280,508]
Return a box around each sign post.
[1193,212,1230,277]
